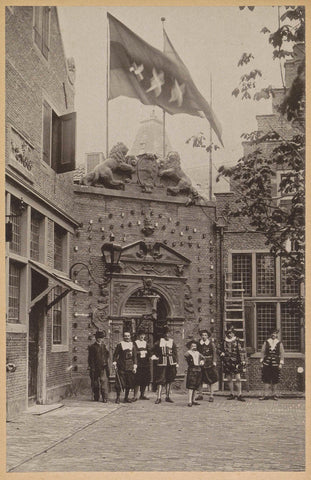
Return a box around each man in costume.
[133,328,151,401]
[151,326,178,404]
[113,331,137,403]
[88,330,110,402]
[259,328,285,400]
[219,325,247,402]
[184,340,205,407]
[196,329,218,402]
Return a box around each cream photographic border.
[0,0,309,479]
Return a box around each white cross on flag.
[108,13,223,145]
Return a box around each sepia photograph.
[3,3,306,474]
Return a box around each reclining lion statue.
[81,142,136,190]
[158,151,198,198]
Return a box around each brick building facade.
[215,43,305,391]
[5,6,81,419]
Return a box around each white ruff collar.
[159,338,173,348]
[225,336,236,343]
[268,338,279,349]
[121,341,133,350]
[200,339,210,345]
[135,339,146,348]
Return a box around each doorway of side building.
[28,270,48,406]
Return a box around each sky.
[57,6,285,194]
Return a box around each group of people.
[88,324,285,404]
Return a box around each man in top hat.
[151,326,178,404]
[219,324,247,402]
[196,329,218,402]
[113,331,137,403]
[133,328,151,401]
[88,330,110,402]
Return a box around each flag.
[108,13,223,145]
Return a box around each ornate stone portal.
[107,240,192,374]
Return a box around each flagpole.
[106,13,110,158]
[161,17,166,159]
[209,74,213,201]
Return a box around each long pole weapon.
[106,13,110,158]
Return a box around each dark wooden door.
[28,303,41,404]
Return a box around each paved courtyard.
[7,393,305,472]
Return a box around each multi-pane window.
[256,303,277,350]
[30,210,42,261]
[281,260,300,296]
[232,253,252,296]
[281,304,301,352]
[52,286,62,344]
[8,262,21,323]
[10,197,21,253]
[256,254,276,296]
[33,7,50,60]
[54,224,65,271]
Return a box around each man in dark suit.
[88,330,110,402]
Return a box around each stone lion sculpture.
[81,142,136,190]
[158,151,197,197]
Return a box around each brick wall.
[70,187,218,381]
[5,6,75,212]
[6,333,27,419]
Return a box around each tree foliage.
[218,6,305,312]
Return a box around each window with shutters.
[42,100,76,173]
[33,7,50,60]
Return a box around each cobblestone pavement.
[7,393,305,472]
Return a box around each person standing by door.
[113,331,137,403]
[151,326,178,404]
[133,328,151,401]
[88,331,110,402]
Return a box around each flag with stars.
[108,13,223,145]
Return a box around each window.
[232,254,252,296]
[52,286,62,344]
[54,224,65,271]
[30,210,42,261]
[42,101,76,173]
[256,303,277,350]
[281,304,301,352]
[8,262,21,323]
[9,197,22,253]
[34,7,50,60]
[256,254,276,296]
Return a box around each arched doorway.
[122,290,170,344]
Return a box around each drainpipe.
[215,216,227,391]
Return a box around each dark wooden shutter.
[244,302,255,354]
[56,112,76,173]
[42,101,51,165]
[42,7,50,59]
